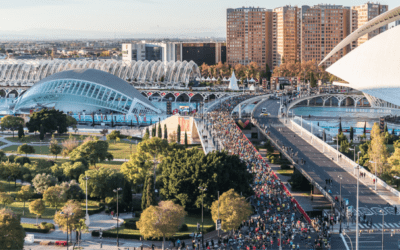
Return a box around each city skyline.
[0,0,396,40]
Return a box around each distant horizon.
[0,0,398,41]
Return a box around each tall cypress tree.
[339,121,343,134]
[164,124,168,139]
[392,128,395,135]
[384,124,388,133]
[363,121,367,135]
[158,123,162,138]
[146,175,156,208]
[152,127,156,137]
[349,127,354,141]
[39,124,45,140]
[177,124,181,144]
[184,131,188,148]
[18,124,24,139]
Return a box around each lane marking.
[340,233,350,250]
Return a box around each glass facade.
[145,46,163,61]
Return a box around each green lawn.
[6,200,102,219]
[276,169,294,175]
[105,215,214,236]
[0,179,23,195]
[5,134,92,143]
[108,141,136,159]
[3,145,51,155]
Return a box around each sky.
[0,0,397,39]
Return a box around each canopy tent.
[228,71,239,90]
[249,78,256,83]
[249,84,256,91]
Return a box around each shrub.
[15,156,31,165]
[8,155,16,163]
[280,164,291,170]
[61,137,79,157]
[39,222,55,230]
[179,224,188,232]
[106,131,122,140]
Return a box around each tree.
[368,123,389,175]
[60,180,83,200]
[141,174,148,211]
[177,124,181,144]
[26,109,68,135]
[158,123,162,138]
[0,116,24,138]
[49,138,62,159]
[16,185,33,216]
[152,127,156,137]
[363,121,367,135]
[106,130,121,141]
[141,175,156,210]
[184,132,188,148]
[349,127,354,141]
[32,173,57,194]
[388,148,400,172]
[54,200,85,244]
[0,208,25,250]
[29,199,45,225]
[66,116,77,128]
[338,121,343,134]
[211,189,252,231]
[120,151,153,187]
[43,185,67,211]
[69,140,113,168]
[160,149,253,209]
[0,192,13,208]
[164,124,168,140]
[17,125,24,139]
[384,123,388,133]
[17,143,35,156]
[63,162,88,181]
[78,167,124,199]
[137,201,186,250]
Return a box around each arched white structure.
[326,24,400,107]
[0,59,201,88]
[320,6,400,65]
[14,69,162,114]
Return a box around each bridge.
[138,90,241,103]
[196,94,400,231]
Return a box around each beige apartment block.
[226,7,273,68]
[351,3,388,49]
[300,4,351,67]
[272,6,299,68]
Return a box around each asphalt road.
[332,232,400,250]
[254,97,400,227]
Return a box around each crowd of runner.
[194,96,332,249]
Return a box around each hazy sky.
[0,0,397,38]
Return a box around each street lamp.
[338,175,342,204]
[60,211,74,250]
[379,209,385,250]
[369,160,378,191]
[113,187,122,247]
[83,175,90,228]
[198,186,207,248]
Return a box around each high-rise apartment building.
[351,3,388,49]
[272,6,299,68]
[227,3,388,69]
[226,7,273,67]
[300,5,351,67]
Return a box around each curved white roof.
[327,25,400,106]
[320,6,400,66]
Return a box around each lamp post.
[379,209,385,250]
[113,187,122,247]
[198,186,207,249]
[349,146,356,162]
[338,175,342,204]
[60,211,74,250]
[83,175,90,229]
[369,160,377,190]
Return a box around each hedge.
[24,227,50,233]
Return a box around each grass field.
[6,200,102,219]
[0,179,23,196]
[108,141,136,159]
[275,169,294,176]
[5,134,91,143]
[3,145,51,155]
[105,215,214,236]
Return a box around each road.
[331,232,400,250]
[254,97,400,228]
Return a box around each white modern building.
[122,41,179,62]
[321,6,400,108]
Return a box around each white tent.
[201,77,206,81]
[249,78,256,83]
[228,71,239,90]
[211,77,217,81]
[206,77,211,81]
[249,84,256,91]
[223,77,228,82]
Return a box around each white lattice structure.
[0,59,201,88]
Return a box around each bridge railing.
[288,117,400,200]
